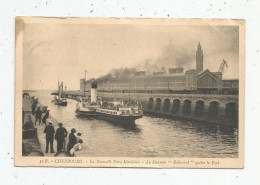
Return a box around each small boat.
[96,100,143,124]
[52,81,68,106]
[52,96,68,106]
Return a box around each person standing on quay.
[55,123,68,152]
[31,103,36,115]
[42,110,50,125]
[31,96,35,104]
[35,107,42,125]
[67,128,77,154]
[43,121,55,153]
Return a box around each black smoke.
[155,43,194,69]
[97,43,196,80]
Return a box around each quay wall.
[62,91,238,127]
[22,97,42,155]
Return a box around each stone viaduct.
[63,91,238,126]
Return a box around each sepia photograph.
[15,17,244,168]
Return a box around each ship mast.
[58,75,59,95]
[84,70,87,97]
[61,82,63,98]
[129,82,131,101]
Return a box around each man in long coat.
[43,121,55,153]
[31,103,36,115]
[35,107,42,125]
[55,123,67,152]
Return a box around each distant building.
[169,67,184,74]
[185,69,198,90]
[153,71,165,76]
[134,71,146,76]
[196,69,222,90]
[81,43,238,93]
[222,79,239,89]
[185,44,223,90]
[153,67,167,76]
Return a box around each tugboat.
[52,81,67,106]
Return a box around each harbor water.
[30,90,238,158]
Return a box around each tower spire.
[196,42,203,72]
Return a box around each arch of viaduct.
[141,94,238,126]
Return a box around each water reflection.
[76,115,142,134]
[109,122,142,134]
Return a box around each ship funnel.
[91,82,97,103]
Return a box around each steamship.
[96,101,143,124]
[75,82,143,124]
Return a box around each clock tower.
[196,42,203,72]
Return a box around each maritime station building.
[81,43,238,95]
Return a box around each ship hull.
[55,101,67,106]
[76,110,142,124]
[97,114,142,124]
[75,109,99,117]
[52,99,67,106]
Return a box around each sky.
[23,22,239,90]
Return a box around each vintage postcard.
[15,17,245,168]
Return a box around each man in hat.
[43,121,55,153]
[67,128,77,153]
[55,123,68,152]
